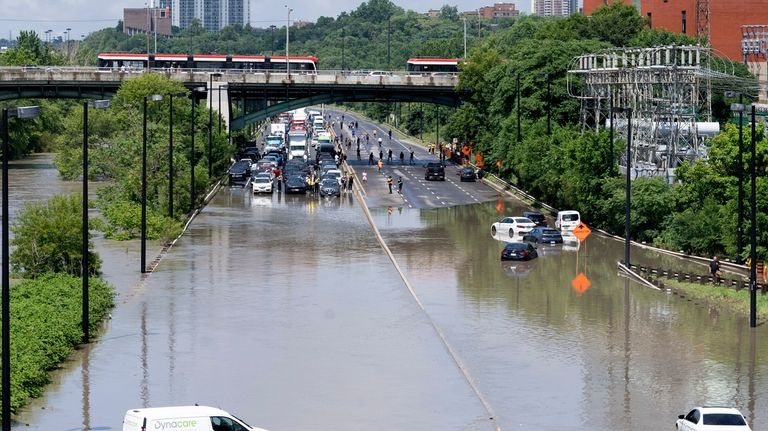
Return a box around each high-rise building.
[168,0,249,31]
[534,0,571,16]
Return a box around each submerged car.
[522,211,547,227]
[500,242,538,261]
[676,407,751,430]
[523,227,563,244]
[491,217,537,236]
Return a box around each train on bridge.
[97,53,458,75]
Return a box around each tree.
[439,5,459,21]
[11,194,102,278]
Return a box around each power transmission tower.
[568,45,715,182]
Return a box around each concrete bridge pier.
[207,81,229,132]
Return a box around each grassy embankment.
[663,279,768,320]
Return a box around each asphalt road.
[326,109,500,209]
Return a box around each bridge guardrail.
[0,67,458,86]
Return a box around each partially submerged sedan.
[500,242,538,261]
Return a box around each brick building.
[124,7,172,37]
[583,0,768,61]
[533,0,572,16]
[478,3,520,19]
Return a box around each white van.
[555,210,581,231]
[123,406,268,431]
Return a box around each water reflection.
[378,199,768,430]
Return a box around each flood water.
[7,155,768,431]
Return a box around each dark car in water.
[424,162,445,181]
[319,178,341,197]
[523,227,563,244]
[523,211,547,227]
[228,160,251,185]
[458,167,476,182]
[500,242,538,261]
[285,176,308,194]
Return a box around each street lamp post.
[341,21,345,71]
[286,6,293,78]
[387,15,391,69]
[2,105,40,431]
[142,95,163,274]
[730,99,746,264]
[82,100,109,343]
[749,104,757,328]
[463,17,467,60]
[270,25,276,55]
[516,72,521,143]
[190,87,205,212]
[609,95,614,176]
[546,73,552,136]
[66,27,72,59]
[612,106,633,266]
[168,92,185,219]
[208,73,222,178]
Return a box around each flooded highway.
[7,154,768,431]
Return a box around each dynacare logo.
[154,420,198,430]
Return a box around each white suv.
[676,407,751,430]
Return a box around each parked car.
[500,242,538,261]
[491,217,537,236]
[458,167,476,182]
[284,176,308,193]
[522,211,547,227]
[228,160,251,185]
[676,407,751,430]
[424,162,445,181]
[319,178,341,197]
[523,227,563,244]
[252,176,273,194]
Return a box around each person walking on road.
[348,173,354,191]
[388,129,392,140]
[387,175,393,194]
[397,176,403,194]
[377,159,383,172]
[379,149,383,161]
[710,256,721,284]
[387,148,393,162]
[356,147,361,159]
[409,147,414,165]
[369,153,374,165]
[378,137,383,148]
[362,171,367,184]
[399,151,404,165]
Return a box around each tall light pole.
[2,105,40,431]
[208,73,221,178]
[66,27,72,59]
[285,5,293,78]
[516,72,521,143]
[730,98,745,264]
[749,104,757,328]
[387,15,391,69]
[269,25,277,55]
[613,106,632,266]
[142,94,163,274]
[463,16,467,60]
[341,20,345,71]
[190,87,205,212]
[168,92,185,219]
[82,100,109,343]
[609,94,614,176]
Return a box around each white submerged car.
[676,407,751,431]
[491,217,536,237]
[252,176,273,194]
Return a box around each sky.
[0,0,532,42]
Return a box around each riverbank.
[664,279,768,319]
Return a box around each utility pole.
[463,17,467,59]
[387,15,391,69]
[285,6,292,78]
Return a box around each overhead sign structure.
[571,222,592,242]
